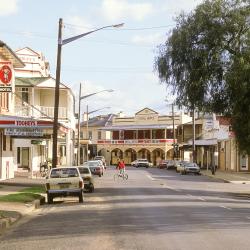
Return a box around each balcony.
[97,139,176,145]
[15,105,68,120]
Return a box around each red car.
[158,160,168,169]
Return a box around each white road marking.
[219,205,232,210]
[198,197,206,201]
[146,174,155,181]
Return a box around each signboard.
[31,140,46,145]
[4,128,43,137]
[0,62,13,93]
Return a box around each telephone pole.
[52,18,63,168]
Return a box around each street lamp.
[77,84,113,165]
[52,18,123,168]
[84,105,111,162]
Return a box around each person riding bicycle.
[116,159,126,176]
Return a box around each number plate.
[60,184,69,189]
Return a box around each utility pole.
[172,103,175,160]
[52,18,63,168]
[192,108,196,163]
[86,105,89,161]
[77,83,82,166]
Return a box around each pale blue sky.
[0,0,203,116]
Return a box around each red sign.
[0,65,12,85]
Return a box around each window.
[10,137,12,151]
[0,92,9,111]
[17,147,21,164]
[98,131,102,140]
[88,131,92,140]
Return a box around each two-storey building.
[97,108,192,165]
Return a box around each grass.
[0,193,42,203]
[19,186,46,194]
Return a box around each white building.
[0,40,25,180]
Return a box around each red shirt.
[118,161,125,169]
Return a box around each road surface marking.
[198,197,206,201]
[219,205,232,210]
[146,174,155,181]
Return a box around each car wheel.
[99,174,102,177]
[79,191,83,203]
[47,193,53,204]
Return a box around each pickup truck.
[45,167,84,204]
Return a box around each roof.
[15,77,50,87]
[135,107,158,115]
[81,114,114,127]
[0,41,25,68]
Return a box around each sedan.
[78,166,94,193]
[180,162,200,175]
[157,160,168,169]
[83,160,104,177]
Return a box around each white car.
[45,167,84,204]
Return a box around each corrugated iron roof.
[0,41,25,68]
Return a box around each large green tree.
[155,0,250,153]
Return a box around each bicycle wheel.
[114,174,119,181]
[123,173,128,180]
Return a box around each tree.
[155,0,250,153]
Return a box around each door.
[21,147,29,169]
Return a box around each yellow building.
[97,108,192,165]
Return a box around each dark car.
[158,160,168,169]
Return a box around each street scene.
[2,167,250,250]
[0,0,250,250]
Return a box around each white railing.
[97,139,176,144]
[15,105,68,120]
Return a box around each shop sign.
[0,62,13,93]
[31,140,46,145]
[4,128,43,136]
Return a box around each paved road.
[1,167,250,250]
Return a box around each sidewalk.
[0,177,45,235]
[201,169,250,184]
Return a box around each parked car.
[157,160,168,169]
[176,161,189,173]
[166,160,176,170]
[45,167,84,204]
[131,160,138,166]
[94,156,106,169]
[83,160,104,177]
[78,166,94,193]
[180,162,200,175]
[134,159,152,168]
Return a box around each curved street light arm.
[79,89,113,101]
[62,23,124,46]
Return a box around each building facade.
[97,108,192,165]
[0,40,25,180]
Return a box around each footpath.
[0,174,45,235]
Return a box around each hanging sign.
[0,62,13,92]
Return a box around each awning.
[187,138,217,146]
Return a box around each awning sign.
[0,62,13,92]
[4,128,43,136]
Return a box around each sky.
[0,0,203,117]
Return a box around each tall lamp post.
[52,18,123,168]
[77,86,113,165]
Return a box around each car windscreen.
[50,168,79,178]
[78,168,90,174]
[86,161,99,167]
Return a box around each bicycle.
[114,171,128,181]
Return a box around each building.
[97,108,192,165]
[12,76,75,172]
[0,40,25,180]
[15,47,50,77]
[79,113,114,164]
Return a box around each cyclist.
[117,159,126,176]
